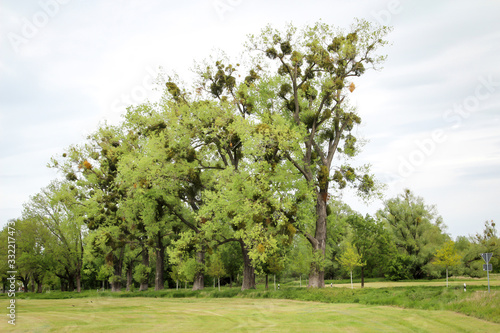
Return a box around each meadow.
[1,276,499,332]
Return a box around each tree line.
[1,20,498,293]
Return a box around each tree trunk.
[192,250,205,290]
[33,274,43,293]
[308,190,327,288]
[111,248,125,292]
[126,264,133,291]
[140,248,149,291]
[361,266,365,288]
[155,237,165,291]
[60,279,66,292]
[76,274,82,293]
[218,277,220,291]
[265,274,269,290]
[68,276,76,292]
[350,270,353,289]
[240,240,256,290]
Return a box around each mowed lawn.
[2,297,499,332]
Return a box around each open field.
[2,297,500,333]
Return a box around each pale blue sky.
[1,0,499,238]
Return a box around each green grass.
[2,276,499,331]
[2,297,500,332]
[5,284,500,323]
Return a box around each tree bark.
[265,274,269,290]
[192,249,205,290]
[308,190,327,288]
[33,273,43,293]
[111,248,124,292]
[76,274,82,293]
[155,234,165,290]
[361,266,365,288]
[140,248,149,291]
[126,264,133,291]
[240,240,256,290]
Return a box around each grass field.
[2,297,500,332]
[2,276,499,332]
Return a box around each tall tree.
[245,20,390,287]
[51,124,130,291]
[119,101,212,290]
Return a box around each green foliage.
[133,263,152,284]
[346,213,395,280]
[377,189,449,279]
[207,252,226,279]
[433,241,462,269]
[338,242,364,274]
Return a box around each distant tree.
[347,213,394,287]
[433,240,462,287]
[325,200,352,280]
[23,180,86,292]
[169,264,181,290]
[472,220,499,273]
[377,189,448,279]
[287,237,312,287]
[218,242,243,288]
[1,218,50,292]
[207,252,227,291]
[338,242,364,289]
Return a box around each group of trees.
[1,20,498,293]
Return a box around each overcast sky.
[1,0,499,239]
